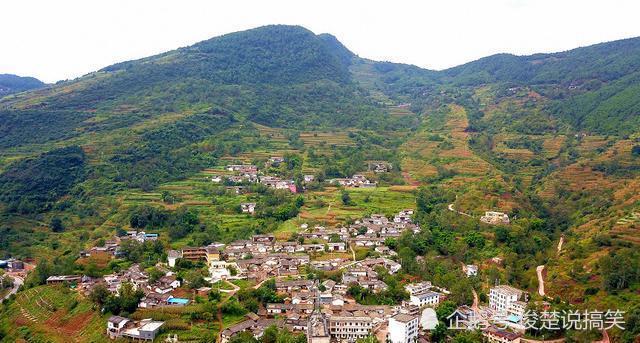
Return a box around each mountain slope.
[0,25,403,152]
[0,74,45,97]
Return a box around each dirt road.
[536,265,546,297]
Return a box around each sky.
[2,0,640,83]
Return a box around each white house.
[107,316,130,339]
[464,264,478,277]
[388,313,419,343]
[241,203,256,214]
[480,211,510,225]
[167,250,182,268]
[410,291,440,307]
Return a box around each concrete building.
[489,285,524,314]
[388,313,419,343]
[241,202,256,214]
[107,316,131,339]
[464,264,478,277]
[410,291,440,307]
[480,211,510,225]
[328,316,373,342]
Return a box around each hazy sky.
[2,0,640,83]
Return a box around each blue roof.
[507,314,521,323]
[168,298,189,305]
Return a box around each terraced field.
[0,285,109,343]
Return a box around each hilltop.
[0,74,45,97]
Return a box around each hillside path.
[448,203,472,217]
[536,265,546,297]
[557,235,564,254]
[1,275,23,303]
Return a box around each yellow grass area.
[299,131,355,147]
[538,164,612,198]
[576,135,609,154]
[388,106,414,116]
[400,104,494,186]
[542,135,566,158]
[75,252,113,269]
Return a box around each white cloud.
[1,0,639,83]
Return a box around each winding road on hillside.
[536,265,546,297]
[1,274,23,303]
[448,203,473,217]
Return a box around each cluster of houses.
[330,174,376,188]
[348,210,420,247]
[209,163,298,193]
[223,275,448,343]
[38,200,533,343]
[80,230,159,259]
[161,210,418,287]
[47,263,188,310]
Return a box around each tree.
[0,275,14,289]
[89,284,110,307]
[229,331,258,343]
[341,190,352,205]
[184,270,207,289]
[355,335,379,343]
[50,217,65,232]
[599,249,639,291]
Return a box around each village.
[0,159,532,343]
[33,202,530,343]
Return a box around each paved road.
[1,274,23,303]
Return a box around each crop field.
[293,186,416,228]
[0,285,109,343]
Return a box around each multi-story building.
[489,285,524,314]
[404,282,432,296]
[328,316,373,342]
[388,313,419,343]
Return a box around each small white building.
[410,291,440,307]
[167,250,182,268]
[464,264,478,277]
[241,202,256,214]
[480,211,510,225]
[107,316,130,339]
[388,313,419,343]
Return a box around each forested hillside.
[0,74,45,97]
[0,25,639,342]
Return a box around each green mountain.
[1,27,640,341]
[0,74,45,97]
